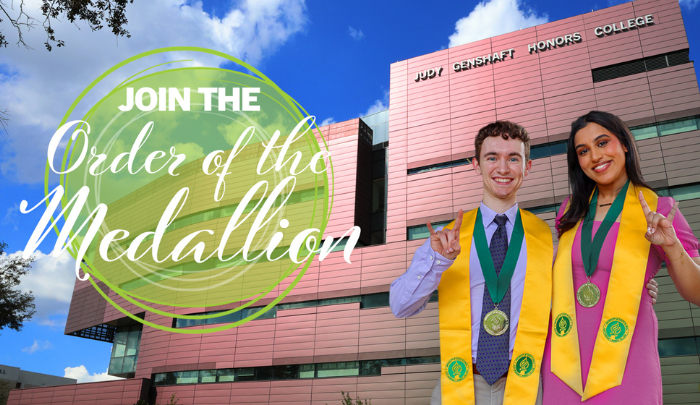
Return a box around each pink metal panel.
[310,377,358,405]
[360,242,408,289]
[269,380,313,404]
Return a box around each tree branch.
[0,0,39,49]
[0,109,9,136]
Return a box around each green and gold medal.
[474,208,524,336]
[578,180,630,308]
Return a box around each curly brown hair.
[474,120,531,162]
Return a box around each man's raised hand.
[426,209,463,260]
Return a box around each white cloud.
[5,249,77,323]
[2,203,19,230]
[38,317,66,328]
[21,339,53,354]
[448,0,548,48]
[361,90,389,117]
[348,26,364,41]
[320,117,335,126]
[64,366,123,383]
[0,0,308,184]
[679,0,699,9]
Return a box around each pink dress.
[541,196,699,404]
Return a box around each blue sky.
[0,0,698,382]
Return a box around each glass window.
[241,307,277,320]
[658,337,698,357]
[153,373,166,386]
[199,369,217,383]
[549,141,567,156]
[529,144,550,160]
[360,361,381,376]
[208,310,243,325]
[154,373,176,386]
[316,361,360,378]
[278,301,318,310]
[175,371,199,384]
[126,328,140,356]
[122,356,136,373]
[256,367,273,380]
[408,356,440,364]
[273,365,299,380]
[408,220,452,240]
[319,296,361,306]
[630,125,658,140]
[175,317,202,328]
[372,179,385,213]
[657,188,671,197]
[429,290,439,302]
[113,330,128,357]
[299,364,315,379]
[670,184,700,201]
[108,357,123,374]
[235,368,256,381]
[658,118,698,136]
[217,369,235,382]
[220,205,238,218]
[361,293,389,309]
[526,204,557,214]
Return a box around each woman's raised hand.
[426,209,463,260]
[639,191,680,248]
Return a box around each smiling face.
[473,136,531,205]
[573,122,629,188]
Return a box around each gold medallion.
[577,282,601,308]
[483,309,509,336]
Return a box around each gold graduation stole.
[438,208,554,404]
[550,185,657,400]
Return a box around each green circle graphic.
[513,354,536,378]
[47,47,334,333]
[604,318,629,343]
[554,313,573,337]
[445,357,469,382]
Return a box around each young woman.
[540,111,700,404]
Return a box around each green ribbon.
[473,208,524,306]
[580,180,630,278]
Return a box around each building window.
[175,371,199,384]
[525,204,558,214]
[630,125,658,140]
[317,362,360,378]
[152,356,441,386]
[669,183,700,201]
[591,49,690,83]
[199,370,217,383]
[108,324,142,377]
[407,220,453,240]
[407,158,471,175]
[657,117,698,137]
[658,337,700,357]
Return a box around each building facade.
[9,0,700,403]
[0,364,76,390]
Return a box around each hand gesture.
[427,209,463,260]
[639,191,679,248]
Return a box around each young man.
[390,121,551,405]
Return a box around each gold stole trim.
[439,208,553,404]
[550,186,656,399]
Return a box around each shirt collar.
[479,201,519,227]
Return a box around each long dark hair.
[557,111,655,235]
